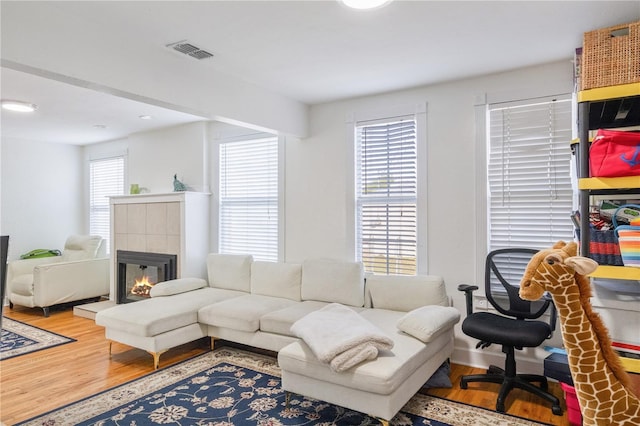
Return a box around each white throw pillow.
[396,305,460,343]
[150,278,207,297]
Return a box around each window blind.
[219,137,278,262]
[89,156,124,254]
[356,117,417,275]
[487,96,574,283]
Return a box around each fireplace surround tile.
[147,235,168,253]
[167,202,180,235]
[127,204,146,231]
[127,234,147,252]
[114,204,128,233]
[146,203,167,235]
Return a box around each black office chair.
[458,248,562,416]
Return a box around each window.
[487,95,574,255]
[219,137,279,262]
[89,156,125,253]
[356,116,417,275]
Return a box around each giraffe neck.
[548,274,639,424]
[552,285,597,353]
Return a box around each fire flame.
[131,275,154,297]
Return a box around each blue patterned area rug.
[1,317,76,360]
[17,347,549,426]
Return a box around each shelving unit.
[577,83,640,279]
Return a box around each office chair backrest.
[485,248,550,320]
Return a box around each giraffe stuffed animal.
[519,241,640,425]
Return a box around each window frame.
[479,93,574,289]
[347,103,427,275]
[88,154,126,254]
[217,134,283,262]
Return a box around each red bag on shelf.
[589,129,640,177]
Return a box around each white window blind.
[356,116,417,275]
[219,137,278,262]
[488,96,574,254]
[89,156,124,254]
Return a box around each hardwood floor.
[1,306,570,425]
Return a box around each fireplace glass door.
[117,250,177,303]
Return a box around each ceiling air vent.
[166,40,213,60]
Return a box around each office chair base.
[460,367,562,416]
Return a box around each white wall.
[0,137,84,260]
[127,122,209,194]
[288,60,576,372]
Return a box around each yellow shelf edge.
[578,83,640,102]
[588,265,640,280]
[619,356,640,374]
[578,176,640,190]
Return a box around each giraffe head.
[519,241,598,301]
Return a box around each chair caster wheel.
[460,380,468,389]
[552,405,563,416]
[496,402,505,413]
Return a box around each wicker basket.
[581,20,640,91]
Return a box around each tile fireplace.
[108,192,210,301]
[116,250,177,304]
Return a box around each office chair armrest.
[457,284,479,316]
[543,293,558,335]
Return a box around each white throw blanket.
[290,303,394,372]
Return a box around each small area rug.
[1,317,76,360]
[18,347,548,426]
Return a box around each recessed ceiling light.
[139,115,153,120]
[1,100,38,113]
[339,0,392,10]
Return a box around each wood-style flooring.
[1,306,570,425]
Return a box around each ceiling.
[2,1,639,145]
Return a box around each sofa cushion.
[150,278,208,297]
[365,275,449,311]
[207,254,253,292]
[61,235,103,261]
[251,261,302,301]
[301,259,364,307]
[95,287,245,337]
[260,300,365,336]
[198,294,297,332]
[396,305,460,343]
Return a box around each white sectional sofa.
[95,253,459,424]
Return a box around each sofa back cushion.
[207,254,253,292]
[365,274,449,311]
[301,259,364,307]
[61,235,104,261]
[251,261,302,301]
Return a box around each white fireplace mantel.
[108,191,210,300]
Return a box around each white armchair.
[7,235,110,316]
